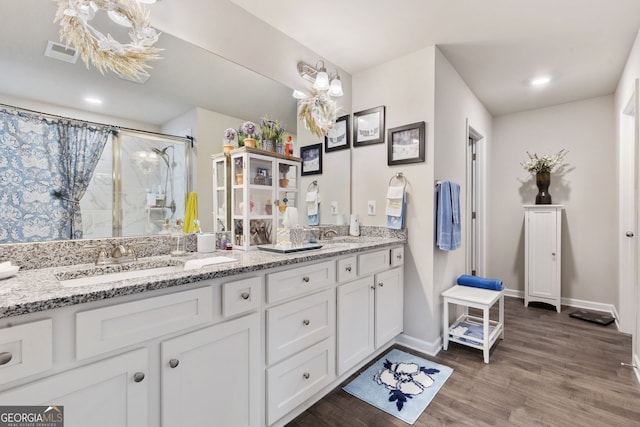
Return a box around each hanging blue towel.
[436,180,461,251]
[457,274,504,291]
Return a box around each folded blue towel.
[457,274,504,291]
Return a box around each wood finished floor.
[286,297,640,426]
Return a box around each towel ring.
[388,173,407,191]
[307,180,319,192]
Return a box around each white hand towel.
[283,207,299,228]
[386,186,404,217]
[306,191,319,215]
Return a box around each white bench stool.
[442,285,504,363]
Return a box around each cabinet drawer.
[0,319,52,385]
[266,260,335,303]
[358,250,390,276]
[76,286,213,360]
[222,276,261,317]
[391,247,405,267]
[267,289,335,365]
[266,338,335,425]
[337,256,357,283]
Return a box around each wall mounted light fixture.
[297,60,343,97]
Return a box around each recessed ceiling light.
[84,97,103,105]
[530,76,551,87]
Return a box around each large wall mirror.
[0,0,351,244]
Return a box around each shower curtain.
[0,107,110,242]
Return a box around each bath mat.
[569,309,615,326]
[342,348,453,425]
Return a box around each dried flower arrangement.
[297,90,338,138]
[521,149,568,174]
[55,0,161,79]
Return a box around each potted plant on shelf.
[260,116,285,153]
[521,149,567,204]
[279,163,290,188]
[223,128,237,154]
[238,121,258,148]
[234,157,244,185]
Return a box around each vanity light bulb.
[313,71,330,91]
[328,77,343,97]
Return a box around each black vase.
[535,172,552,204]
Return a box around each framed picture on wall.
[301,143,323,175]
[353,106,385,146]
[387,121,426,165]
[325,115,350,152]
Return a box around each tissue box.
[197,234,217,253]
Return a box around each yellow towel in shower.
[183,192,198,233]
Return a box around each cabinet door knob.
[133,372,145,383]
[302,276,310,283]
[396,254,402,260]
[551,252,556,256]
[345,266,352,272]
[0,352,12,366]
[169,359,180,368]
[302,372,310,380]
[240,292,250,300]
[371,285,376,290]
[378,282,384,287]
[302,319,310,326]
[626,231,634,237]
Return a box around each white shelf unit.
[229,147,301,250]
[212,153,230,232]
[524,205,563,312]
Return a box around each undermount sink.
[55,255,239,288]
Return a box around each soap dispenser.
[349,214,360,236]
[171,219,187,256]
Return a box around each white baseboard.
[503,288,617,317]
[395,333,441,357]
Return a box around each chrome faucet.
[89,244,137,265]
[321,229,338,240]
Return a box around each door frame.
[466,120,486,276]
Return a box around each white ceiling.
[230,0,640,115]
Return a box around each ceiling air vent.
[44,41,80,64]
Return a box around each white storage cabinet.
[524,205,563,312]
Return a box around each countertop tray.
[257,244,323,254]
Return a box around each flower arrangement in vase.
[521,149,567,204]
[238,121,258,148]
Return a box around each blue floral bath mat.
[342,348,453,425]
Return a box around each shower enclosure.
[80,130,191,238]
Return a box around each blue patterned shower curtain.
[0,108,110,242]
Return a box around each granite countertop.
[0,237,405,319]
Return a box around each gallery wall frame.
[353,106,385,146]
[325,114,350,152]
[387,121,426,165]
[301,143,323,175]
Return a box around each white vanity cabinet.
[336,247,404,375]
[0,348,149,427]
[264,262,337,425]
[161,313,261,427]
[524,205,563,312]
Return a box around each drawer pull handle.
[302,276,310,283]
[302,372,310,380]
[345,266,352,272]
[169,359,180,368]
[378,282,384,287]
[133,372,145,383]
[302,319,310,326]
[240,292,250,300]
[0,352,12,365]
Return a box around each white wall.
[489,96,617,306]
[352,47,437,348]
[433,48,493,326]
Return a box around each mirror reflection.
[0,0,311,243]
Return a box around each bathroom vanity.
[0,236,404,427]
